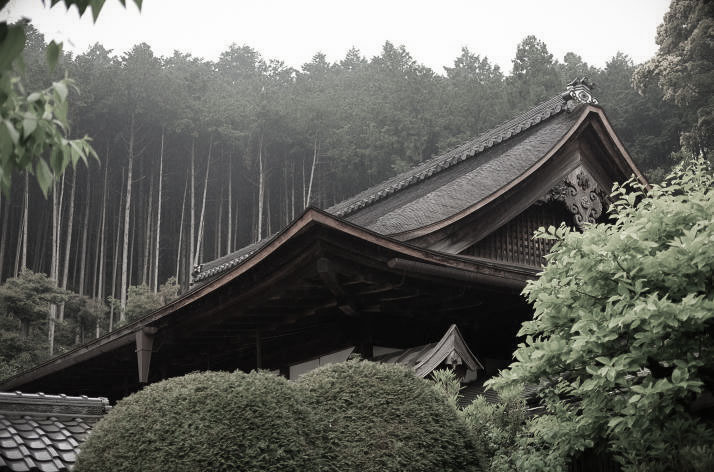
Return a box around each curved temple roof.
[196,82,607,282]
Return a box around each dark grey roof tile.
[2,447,23,460]
[23,439,45,450]
[52,441,72,452]
[0,438,17,449]
[5,459,29,472]
[58,451,75,463]
[37,461,60,472]
[29,449,52,462]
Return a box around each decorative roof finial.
[561,77,598,105]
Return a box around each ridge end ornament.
[562,77,599,105]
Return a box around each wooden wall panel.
[460,202,572,267]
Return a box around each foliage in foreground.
[300,360,483,472]
[76,362,484,472]
[74,371,314,472]
[487,158,714,471]
[0,1,143,194]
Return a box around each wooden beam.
[135,327,157,384]
[317,257,359,316]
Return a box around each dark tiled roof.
[195,85,595,282]
[328,93,582,225]
[459,381,501,408]
[0,392,110,472]
[336,102,585,234]
[192,238,269,283]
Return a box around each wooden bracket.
[136,326,158,384]
[317,258,359,316]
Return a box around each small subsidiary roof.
[374,324,484,378]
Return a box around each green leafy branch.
[0,0,143,195]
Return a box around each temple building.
[0,80,646,404]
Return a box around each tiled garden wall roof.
[0,392,110,472]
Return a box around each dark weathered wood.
[135,327,157,384]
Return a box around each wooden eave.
[1,208,536,393]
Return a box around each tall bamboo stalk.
[120,114,135,322]
[153,128,164,292]
[194,137,212,267]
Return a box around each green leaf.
[22,114,37,138]
[89,0,107,22]
[607,417,623,429]
[47,40,62,73]
[3,120,19,145]
[53,81,68,102]
[27,92,41,103]
[35,158,53,197]
[0,22,26,71]
[0,124,12,162]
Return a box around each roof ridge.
[328,91,580,218]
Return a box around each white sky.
[3,0,671,74]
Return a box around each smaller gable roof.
[0,392,110,472]
[374,324,484,377]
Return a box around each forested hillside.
[0,28,687,370]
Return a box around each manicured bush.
[74,370,314,472]
[298,360,484,472]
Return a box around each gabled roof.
[373,324,484,378]
[0,392,110,472]
[325,82,644,239]
[329,93,576,221]
[197,84,615,282]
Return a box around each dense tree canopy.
[634,0,714,157]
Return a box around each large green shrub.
[298,360,483,472]
[489,158,714,471]
[77,362,483,471]
[74,371,314,472]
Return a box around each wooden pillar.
[256,328,262,369]
[136,327,158,384]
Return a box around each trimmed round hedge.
[76,361,483,471]
[74,370,313,472]
[298,360,484,472]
